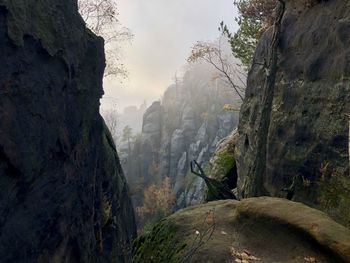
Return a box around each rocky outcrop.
[134,197,350,263]
[0,1,136,262]
[121,63,240,210]
[236,0,350,226]
[206,130,239,194]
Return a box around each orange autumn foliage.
[136,177,175,222]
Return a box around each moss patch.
[132,221,186,263]
[216,152,235,177]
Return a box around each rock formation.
[120,63,240,209]
[206,130,239,197]
[236,0,350,226]
[0,1,136,262]
[133,197,350,263]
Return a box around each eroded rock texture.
[0,1,136,262]
[236,0,350,226]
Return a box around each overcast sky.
[101,0,239,111]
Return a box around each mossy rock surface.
[203,130,238,202]
[208,130,238,182]
[137,197,350,263]
[133,221,186,263]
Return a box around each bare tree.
[101,107,120,143]
[122,125,134,156]
[181,209,216,263]
[78,0,133,78]
[188,36,246,102]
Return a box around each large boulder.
[133,197,350,263]
[0,1,136,262]
[236,0,350,226]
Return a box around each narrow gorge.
[1,0,350,263]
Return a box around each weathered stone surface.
[236,0,350,226]
[135,197,350,263]
[0,1,136,262]
[208,130,238,182]
[142,101,162,136]
[201,130,238,201]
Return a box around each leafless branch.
[190,160,206,179]
[181,209,216,263]
[188,37,246,101]
[78,0,133,79]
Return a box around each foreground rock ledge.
[135,197,350,263]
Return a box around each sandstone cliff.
[0,1,136,262]
[236,0,350,226]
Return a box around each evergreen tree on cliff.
[222,0,276,67]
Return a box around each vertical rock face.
[0,1,136,262]
[236,0,350,226]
